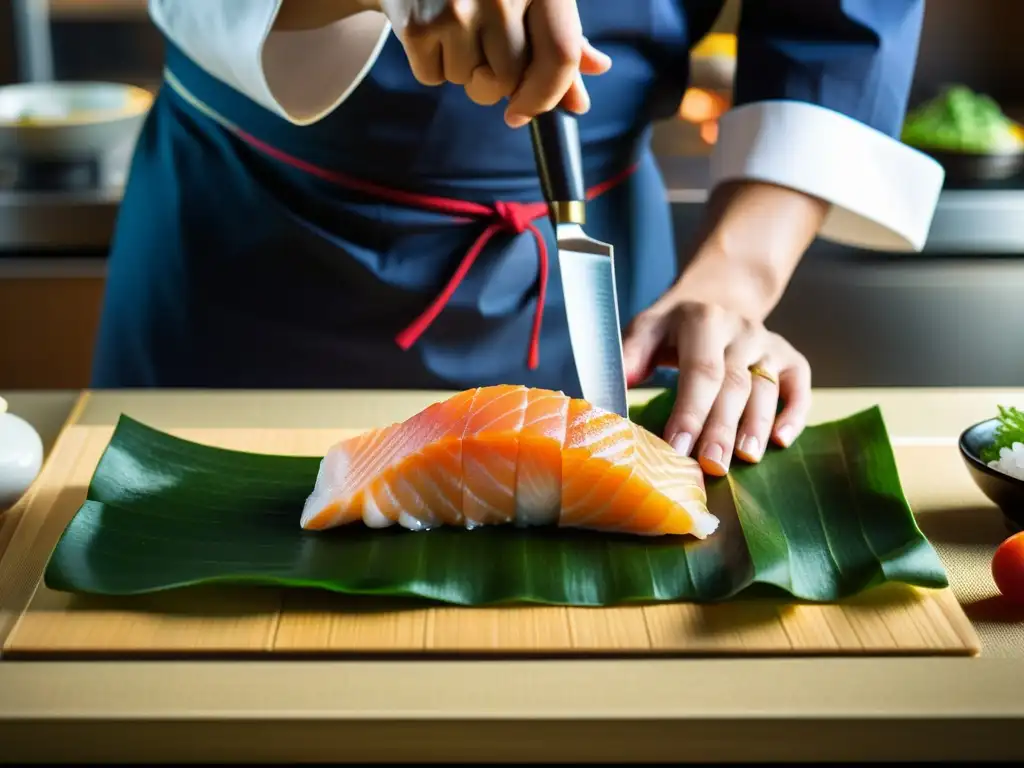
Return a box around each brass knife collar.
[550,201,586,226]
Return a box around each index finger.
[504,0,584,126]
[664,307,737,456]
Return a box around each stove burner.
[0,158,101,192]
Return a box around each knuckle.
[785,352,812,383]
[551,40,582,69]
[745,409,776,433]
[682,301,718,324]
[737,316,760,338]
[536,22,583,68]
[672,409,708,435]
[627,309,659,334]
[688,357,725,381]
[723,365,751,391]
[491,72,521,97]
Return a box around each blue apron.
[90,1,725,393]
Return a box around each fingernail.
[699,443,729,476]
[504,113,529,128]
[775,425,796,447]
[737,434,761,462]
[671,432,693,456]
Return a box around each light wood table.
[1,387,1023,763]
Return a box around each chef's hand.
[622,180,828,476]
[622,300,811,476]
[378,0,612,127]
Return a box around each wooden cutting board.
[0,425,982,659]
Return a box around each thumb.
[621,310,667,388]
[580,38,612,76]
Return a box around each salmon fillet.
[300,385,718,538]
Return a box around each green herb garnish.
[901,85,1022,154]
[980,405,1024,463]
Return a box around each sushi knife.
[529,109,630,418]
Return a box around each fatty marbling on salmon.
[300,384,719,539]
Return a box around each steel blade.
[555,224,629,418]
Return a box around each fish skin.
[300,385,718,539]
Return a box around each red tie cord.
[232,127,637,370]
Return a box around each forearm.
[672,181,828,322]
[273,0,380,31]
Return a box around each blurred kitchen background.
[1,0,1022,390]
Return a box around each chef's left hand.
[621,180,828,475]
[622,296,811,476]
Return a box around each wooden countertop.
[1,387,1023,762]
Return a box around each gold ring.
[748,364,778,386]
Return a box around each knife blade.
[529,110,629,418]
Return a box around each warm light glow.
[700,121,719,145]
[691,33,737,59]
[678,87,730,146]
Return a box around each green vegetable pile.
[901,85,1022,154]
[981,405,1024,463]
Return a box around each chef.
[91,0,943,475]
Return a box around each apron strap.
[163,68,638,371]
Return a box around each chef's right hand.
[377,0,612,127]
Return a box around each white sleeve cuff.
[708,100,946,252]
[148,0,390,126]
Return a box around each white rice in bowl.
[988,441,1024,481]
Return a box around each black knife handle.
[529,110,586,224]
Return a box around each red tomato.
[992,531,1024,606]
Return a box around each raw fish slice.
[514,387,570,527]
[299,388,477,530]
[300,385,718,539]
[560,400,716,537]
[461,384,528,527]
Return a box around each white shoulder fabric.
[710,100,946,252]
[148,0,391,126]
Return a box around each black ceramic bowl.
[959,418,1024,532]
[922,147,1024,185]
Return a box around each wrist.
[670,245,782,322]
[672,180,829,321]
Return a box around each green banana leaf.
[43,390,948,606]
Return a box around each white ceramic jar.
[0,395,44,512]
